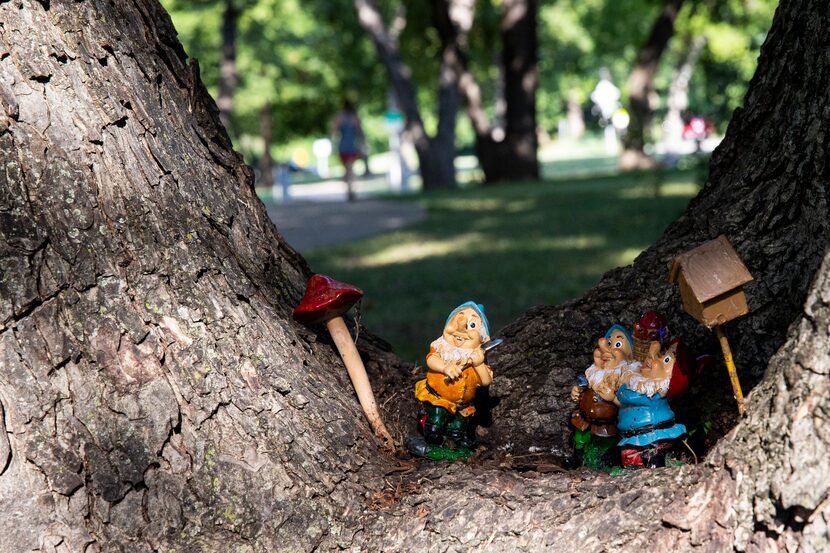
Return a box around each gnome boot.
[445,414,476,450]
[423,424,445,445]
[423,404,449,445]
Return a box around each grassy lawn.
[306,169,700,363]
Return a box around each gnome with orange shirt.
[411,302,493,454]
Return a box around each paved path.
[265,199,427,253]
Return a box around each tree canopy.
[161,0,775,165]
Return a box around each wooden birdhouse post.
[669,235,753,415]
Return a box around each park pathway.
[265,199,426,252]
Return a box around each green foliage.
[161,0,388,161]
[425,445,473,461]
[675,0,777,131]
[538,0,776,136]
[161,0,775,160]
[538,0,657,132]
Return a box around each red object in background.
[420,415,426,430]
[682,116,714,141]
[292,274,363,325]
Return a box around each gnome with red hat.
[614,338,702,468]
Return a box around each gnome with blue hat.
[569,324,641,467]
[409,301,493,457]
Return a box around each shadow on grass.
[307,169,700,362]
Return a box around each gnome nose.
[457,314,467,331]
[648,341,661,363]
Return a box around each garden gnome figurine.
[615,338,698,468]
[408,302,493,459]
[570,324,640,467]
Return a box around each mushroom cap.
[293,274,363,326]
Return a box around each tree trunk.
[217,0,239,132]
[258,102,274,188]
[423,55,459,189]
[621,0,685,170]
[354,0,457,190]
[495,0,539,181]
[1,0,829,551]
[435,0,539,183]
[565,90,586,139]
[0,1,405,550]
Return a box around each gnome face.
[640,341,676,382]
[442,307,487,350]
[593,328,634,369]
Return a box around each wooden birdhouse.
[668,235,753,328]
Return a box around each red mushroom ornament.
[294,274,395,452]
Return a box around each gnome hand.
[468,348,485,367]
[444,360,464,381]
[570,385,582,402]
[595,383,616,402]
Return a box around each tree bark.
[217,0,239,132]
[0,1,406,550]
[1,0,829,551]
[354,0,457,190]
[621,0,685,170]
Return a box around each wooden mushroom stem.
[326,316,395,451]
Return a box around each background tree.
[1,1,828,552]
[620,0,685,169]
[430,0,540,182]
[354,0,460,189]
[536,0,775,148]
[164,0,385,163]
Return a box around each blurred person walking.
[332,100,365,201]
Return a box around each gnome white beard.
[431,337,473,363]
[626,371,670,398]
[585,360,641,391]
[584,363,621,391]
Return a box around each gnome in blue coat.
[614,338,701,468]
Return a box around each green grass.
[306,169,700,363]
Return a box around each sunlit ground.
[306,169,701,362]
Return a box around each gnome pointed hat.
[445,301,490,339]
[667,338,698,399]
[605,324,634,351]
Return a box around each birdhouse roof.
[668,235,753,303]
